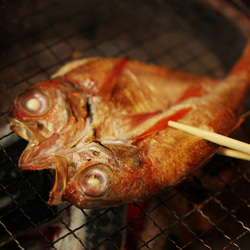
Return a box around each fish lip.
[8,118,33,143]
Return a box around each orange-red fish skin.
[8,41,250,209]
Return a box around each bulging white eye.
[19,90,51,116]
[79,164,110,197]
[25,97,41,111]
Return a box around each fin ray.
[133,107,192,142]
[97,58,128,101]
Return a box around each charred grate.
[0,0,250,249]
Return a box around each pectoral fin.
[133,107,192,142]
[175,86,206,104]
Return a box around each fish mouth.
[8,119,34,143]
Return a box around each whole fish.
[8,41,250,209]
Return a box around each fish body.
[8,42,250,209]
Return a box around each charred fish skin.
[8,41,250,209]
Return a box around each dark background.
[0,0,250,249]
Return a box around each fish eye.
[79,164,110,197]
[19,90,51,116]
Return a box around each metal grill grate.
[0,0,250,249]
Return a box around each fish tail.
[229,40,250,80]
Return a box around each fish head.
[60,142,152,209]
[8,80,89,165]
[10,81,60,142]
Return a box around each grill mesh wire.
[0,0,250,249]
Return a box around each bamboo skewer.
[168,120,250,161]
[217,147,250,161]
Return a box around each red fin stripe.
[176,86,205,104]
[98,58,128,101]
[126,110,162,127]
[133,107,192,142]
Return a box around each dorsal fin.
[97,58,128,101]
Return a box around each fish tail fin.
[229,40,250,79]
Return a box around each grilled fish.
[8,41,250,208]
